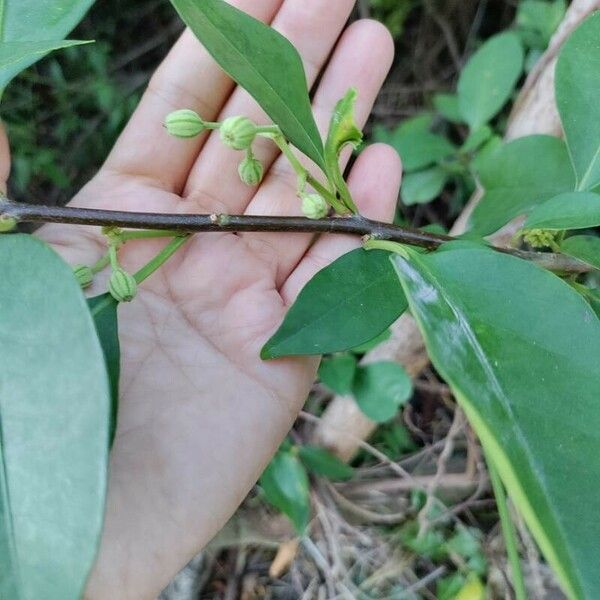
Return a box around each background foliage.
[2,1,588,599]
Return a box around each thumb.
[0,121,11,195]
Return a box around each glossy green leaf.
[169,0,324,169]
[457,32,524,130]
[470,135,575,235]
[401,167,448,206]
[392,244,600,599]
[353,362,412,423]
[0,0,95,91]
[524,191,600,230]
[298,446,354,481]
[324,88,362,212]
[259,450,310,534]
[318,354,357,395]
[555,12,600,191]
[433,93,463,123]
[0,235,109,600]
[560,235,600,270]
[262,249,407,358]
[88,294,120,445]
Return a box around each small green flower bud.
[73,264,94,289]
[0,215,16,233]
[238,154,264,186]
[220,116,257,150]
[301,193,328,220]
[522,228,558,249]
[165,109,206,138]
[109,268,138,303]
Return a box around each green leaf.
[471,134,503,172]
[555,12,600,191]
[0,40,91,78]
[373,113,435,145]
[446,527,482,559]
[392,243,600,599]
[561,235,600,270]
[433,93,463,123]
[517,0,566,47]
[262,249,407,358]
[298,446,354,481]
[0,0,95,91]
[353,361,412,422]
[88,294,120,445]
[318,354,357,395]
[460,126,492,155]
[569,282,600,320]
[259,450,310,534]
[400,521,447,559]
[524,191,600,230]
[389,129,456,173]
[401,167,448,206]
[458,32,524,130]
[470,135,575,235]
[437,573,466,600]
[324,88,362,212]
[0,235,109,600]
[351,328,392,353]
[169,0,325,170]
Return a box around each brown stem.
[0,196,591,274]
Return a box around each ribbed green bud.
[301,193,328,220]
[73,264,94,289]
[238,155,264,186]
[522,228,558,249]
[165,109,206,138]
[220,116,257,150]
[0,215,16,233]
[109,268,138,303]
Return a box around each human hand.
[26,2,401,598]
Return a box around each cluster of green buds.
[165,109,332,219]
[522,228,560,251]
[165,110,265,188]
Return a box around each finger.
[280,143,402,304]
[102,1,282,194]
[242,20,395,284]
[182,0,356,213]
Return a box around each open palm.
[30,2,401,598]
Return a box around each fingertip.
[348,143,402,222]
[345,19,396,73]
